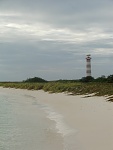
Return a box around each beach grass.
[0,82,113,102]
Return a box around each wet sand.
[0,87,113,150]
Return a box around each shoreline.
[0,87,113,150]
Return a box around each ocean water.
[0,90,77,150]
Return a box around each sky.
[0,0,113,81]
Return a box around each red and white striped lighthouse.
[86,55,91,77]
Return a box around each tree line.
[80,75,113,83]
[23,75,113,83]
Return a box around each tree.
[80,76,94,82]
[107,75,113,83]
[23,77,47,83]
[95,75,107,82]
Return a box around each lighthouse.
[86,55,91,77]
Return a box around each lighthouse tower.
[86,55,91,77]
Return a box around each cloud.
[0,0,113,81]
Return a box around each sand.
[0,87,113,150]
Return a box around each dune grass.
[0,82,113,102]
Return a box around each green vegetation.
[0,75,113,102]
[23,77,47,83]
[0,81,113,102]
[80,75,113,83]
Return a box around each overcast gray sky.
[0,0,113,81]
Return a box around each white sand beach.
[0,87,113,150]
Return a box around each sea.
[0,88,78,150]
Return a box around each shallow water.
[0,89,77,150]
